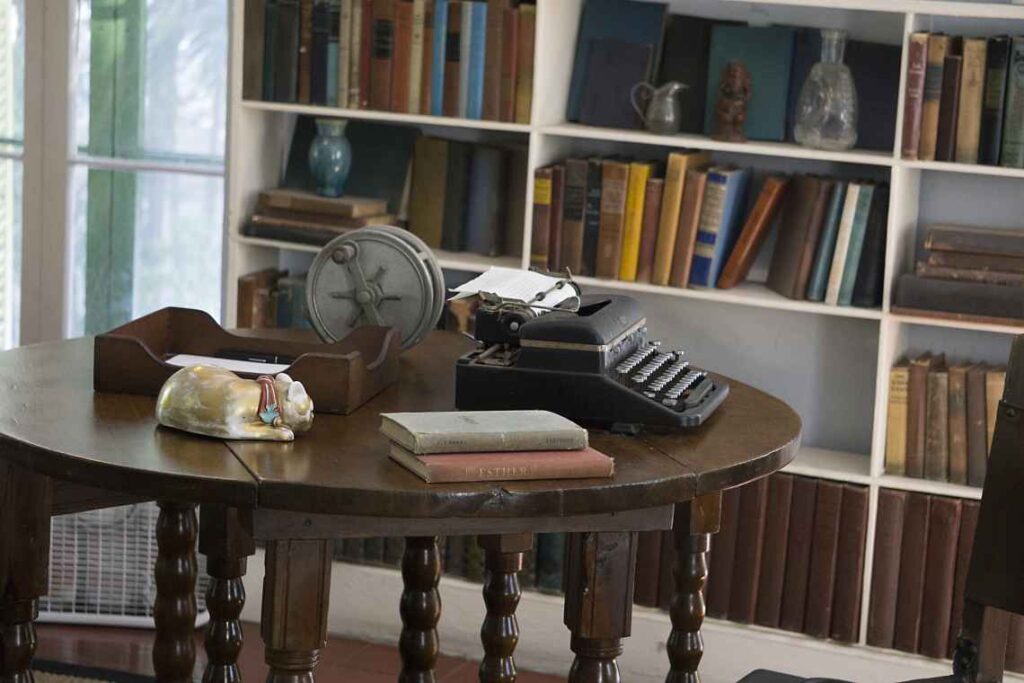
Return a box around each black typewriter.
[454,291,729,433]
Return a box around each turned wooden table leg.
[666,493,723,683]
[0,461,52,683]
[564,531,640,683]
[400,536,441,683]
[478,534,533,683]
[154,500,198,683]
[262,539,332,683]
[199,505,256,683]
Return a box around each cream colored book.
[986,368,1006,452]
[348,0,363,108]
[338,0,353,108]
[956,38,987,164]
[408,0,426,113]
[885,363,909,476]
[651,151,710,286]
[824,182,861,305]
[380,410,588,454]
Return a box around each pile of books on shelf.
[901,34,1024,167]
[248,0,535,123]
[885,355,1004,487]
[532,153,889,309]
[567,1,899,151]
[243,189,393,245]
[893,224,1024,326]
[864,491,1024,667]
[237,267,311,329]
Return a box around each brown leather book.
[902,33,930,160]
[925,363,950,481]
[907,354,939,479]
[418,0,435,114]
[358,0,374,108]
[242,0,266,100]
[259,189,388,218]
[803,480,843,638]
[915,261,1024,287]
[766,175,833,299]
[935,54,964,162]
[560,159,589,274]
[667,169,708,288]
[370,0,397,110]
[717,176,789,289]
[948,499,979,651]
[499,8,519,122]
[779,476,818,633]
[754,474,794,629]
[867,489,908,648]
[928,249,1024,273]
[548,165,566,273]
[595,161,630,279]
[633,530,662,607]
[706,486,742,618]
[237,268,284,328]
[298,0,315,103]
[919,496,962,658]
[830,484,869,643]
[390,0,414,113]
[920,34,953,161]
[389,443,614,483]
[636,178,665,283]
[408,137,448,248]
[529,167,553,269]
[482,0,506,121]
[956,38,987,164]
[442,1,461,116]
[966,364,989,487]
[894,493,932,653]
[948,365,969,485]
[728,477,769,623]
[1008,616,1024,673]
[514,4,534,123]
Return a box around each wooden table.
[0,332,800,683]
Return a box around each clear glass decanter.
[794,29,858,151]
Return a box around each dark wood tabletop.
[0,331,801,517]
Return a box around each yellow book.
[651,150,710,286]
[885,363,909,476]
[618,162,653,281]
[986,368,1006,452]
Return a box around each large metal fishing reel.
[306,226,445,349]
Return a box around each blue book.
[806,181,848,302]
[326,43,338,106]
[837,183,876,306]
[464,146,506,255]
[688,167,752,288]
[566,0,668,122]
[458,5,472,117]
[704,25,797,141]
[465,1,487,119]
[430,0,449,116]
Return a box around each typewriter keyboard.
[614,344,713,411]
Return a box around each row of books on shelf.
[885,356,1003,488]
[247,0,535,123]
[893,224,1024,326]
[901,33,1024,167]
[237,267,312,329]
[866,489,1024,670]
[531,153,888,309]
[567,0,899,151]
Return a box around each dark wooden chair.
[741,334,1024,683]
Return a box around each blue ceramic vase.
[308,118,352,197]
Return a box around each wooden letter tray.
[94,307,401,414]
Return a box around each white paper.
[165,354,291,376]
[450,267,579,312]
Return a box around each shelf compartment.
[575,276,884,322]
[543,123,895,167]
[877,473,981,500]
[242,100,533,134]
[782,447,872,484]
[890,311,1024,337]
[900,159,1024,179]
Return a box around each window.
[66,0,227,336]
[0,0,22,350]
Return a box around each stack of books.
[566,2,900,152]
[242,189,393,245]
[247,0,535,123]
[532,154,889,309]
[885,355,1004,487]
[901,33,1024,167]
[237,267,313,330]
[379,410,614,483]
[893,224,1024,325]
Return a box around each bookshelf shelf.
[225,0,1024,678]
[241,100,533,134]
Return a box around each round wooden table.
[0,331,800,683]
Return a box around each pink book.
[389,444,614,483]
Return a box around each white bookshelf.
[224,0,1024,679]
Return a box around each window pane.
[0,158,20,349]
[71,0,227,160]
[68,166,223,336]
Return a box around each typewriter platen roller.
[454,294,729,432]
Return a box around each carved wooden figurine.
[157,367,314,441]
[713,61,752,143]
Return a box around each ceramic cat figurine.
[156,366,314,441]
